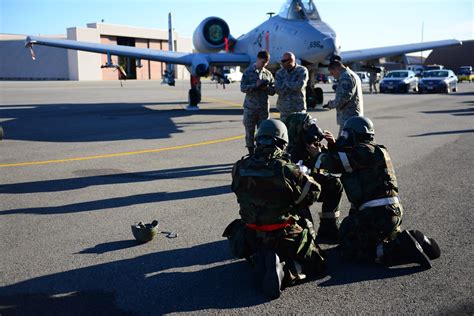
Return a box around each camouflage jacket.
[231,146,320,225]
[240,64,275,110]
[285,112,312,164]
[315,141,398,208]
[327,67,364,126]
[275,64,309,113]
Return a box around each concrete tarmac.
[0,80,473,315]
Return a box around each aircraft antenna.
[420,21,424,64]
[266,12,275,19]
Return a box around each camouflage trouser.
[338,204,403,262]
[243,107,269,148]
[369,81,378,93]
[223,216,326,276]
[313,174,343,219]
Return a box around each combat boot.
[409,230,441,260]
[380,230,432,269]
[282,260,306,287]
[256,250,285,299]
[247,147,255,156]
[317,218,340,242]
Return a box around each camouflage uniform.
[241,65,275,149]
[285,113,343,235]
[224,146,326,278]
[316,140,403,262]
[368,70,378,93]
[275,64,309,122]
[326,68,364,134]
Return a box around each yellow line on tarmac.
[203,96,242,108]
[0,135,244,168]
[202,96,280,118]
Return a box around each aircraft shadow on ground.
[421,108,474,116]
[450,91,474,96]
[0,102,243,142]
[0,240,268,315]
[318,246,426,287]
[0,163,233,194]
[0,184,231,216]
[409,128,474,137]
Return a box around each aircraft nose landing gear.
[306,86,324,109]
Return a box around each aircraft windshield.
[278,0,321,20]
[385,71,409,78]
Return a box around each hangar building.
[425,40,474,71]
[0,23,192,81]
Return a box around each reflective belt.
[315,153,326,169]
[338,152,353,173]
[319,211,340,219]
[246,218,294,232]
[375,243,384,263]
[359,196,400,211]
[294,176,317,205]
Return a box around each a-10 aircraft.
[25,0,461,109]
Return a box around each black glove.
[257,79,270,89]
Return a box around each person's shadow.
[318,246,427,287]
[0,240,429,315]
[0,240,267,315]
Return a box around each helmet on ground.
[256,119,289,147]
[131,220,159,243]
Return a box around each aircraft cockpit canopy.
[278,0,321,21]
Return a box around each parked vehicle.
[418,69,458,93]
[222,67,243,82]
[315,73,332,83]
[355,71,370,84]
[457,66,474,83]
[407,65,424,77]
[379,70,419,93]
[424,64,444,71]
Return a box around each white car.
[223,68,243,82]
[356,71,370,84]
[379,70,419,93]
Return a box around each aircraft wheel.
[0,126,3,141]
[189,88,201,106]
[306,87,323,108]
[314,87,323,105]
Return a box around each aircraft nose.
[322,36,336,59]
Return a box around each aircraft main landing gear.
[187,75,201,110]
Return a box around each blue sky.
[1,0,472,52]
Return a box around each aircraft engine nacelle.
[191,55,210,77]
[193,17,233,53]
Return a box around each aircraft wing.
[25,35,250,72]
[340,39,462,64]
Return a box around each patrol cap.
[256,119,289,145]
[343,116,375,135]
